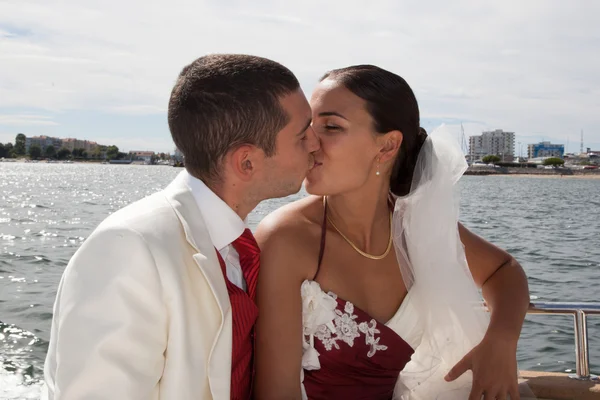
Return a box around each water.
[1,163,599,398]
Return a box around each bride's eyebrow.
[318,111,348,121]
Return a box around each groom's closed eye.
[297,119,312,138]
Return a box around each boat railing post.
[568,309,591,380]
[578,310,590,380]
[522,302,599,381]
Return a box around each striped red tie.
[231,228,260,301]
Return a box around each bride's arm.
[253,213,314,400]
[444,222,530,399]
[457,222,530,343]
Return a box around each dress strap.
[314,197,328,280]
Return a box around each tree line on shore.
[0,134,124,161]
[481,154,565,167]
[1,134,170,163]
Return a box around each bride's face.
[305,79,382,196]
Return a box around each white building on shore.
[61,138,98,152]
[469,129,515,161]
[25,136,62,153]
[130,151,155,164]
[25,135,98,153]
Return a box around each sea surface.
[1,163,599,399]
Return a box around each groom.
[43,54,319,399]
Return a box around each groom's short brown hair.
[168,54,300,183]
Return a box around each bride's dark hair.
[320,65,428,196]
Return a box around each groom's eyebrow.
[297,118,312,136]
[319,111,348,121]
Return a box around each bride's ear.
[378,130,403,163]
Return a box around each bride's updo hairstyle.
[320,65,428,196]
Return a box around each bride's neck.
[326,186,392,251]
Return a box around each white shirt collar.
[181,170,246,251]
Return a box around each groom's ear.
[228,145,259,182]
[378,130,403,163]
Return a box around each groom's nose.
[306,126,320,153]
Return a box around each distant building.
[61,138,98,152]
[587,148,600,157]
[24,135,99,153]
[469,129,515,161]
[130,151,155,164]
[527,141,564,159]
[25,136,63,152]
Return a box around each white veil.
[391,125,533,399]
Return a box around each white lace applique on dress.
[299,279,423,399]
[300,280,338,371]
[301,281,389,370]
[312,299,388,356]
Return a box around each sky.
[0,0,599,154]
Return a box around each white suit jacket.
[43,173,235,399]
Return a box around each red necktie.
[231,228,260,301]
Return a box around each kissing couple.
[43,54,533,400]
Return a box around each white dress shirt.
[182,171,247,291]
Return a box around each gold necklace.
[324,196,393,260]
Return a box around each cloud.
[0,0,598,151]
[0,114,58,126]
[107,105,166,115]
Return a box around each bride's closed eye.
[323,124,342,132]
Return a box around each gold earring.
[376,157,381,176]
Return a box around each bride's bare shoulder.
[255,196,324,277]
[256,195,323,245]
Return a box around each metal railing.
[527,302,600,380]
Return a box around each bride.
[253,65,532,400]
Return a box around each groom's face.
[259,89,320,199]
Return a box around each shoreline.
[465,166,600,180]
[4,159,600,178]
[0,159,173,166]
[465,171,600,179]
[491,173,600,179]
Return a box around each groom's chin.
[288,180,305,196]
[268,180,304,200]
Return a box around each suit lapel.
[163,172,233,399]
